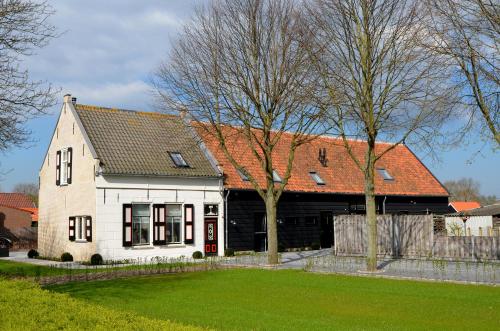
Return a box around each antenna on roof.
[318,148,328,167]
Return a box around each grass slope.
[49,269,500,331]
[0,278,205,331]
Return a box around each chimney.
[63,94,72,103]
[318,148,328,167]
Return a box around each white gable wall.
[95,175,224,260]
[38,99,98,261]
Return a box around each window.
[237,169,249,181]
[61,148,68,185]
[69,216,92,242]
[285,217,299,226]
[272,170,282,183]
[132,204,150,245]
[167,205,182,243]
[377,168,394,181]
[169,152,189,167]
[305,216,318,225]
[56,147,72,186]
[309,172,325,185]
[76,217,84,240]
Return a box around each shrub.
[278,244,286,253]
[60,252,73,262]
[224,248,235,257]
[90,254,103,265]
[311,242,321,250]
[27,249,39,259]
[192,251,203,259]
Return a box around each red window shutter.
[184,204,194,244]
[123,204,133,247]
[85,216,92,242]
[68,217,76,241]
[67,147,73,184]
[153,205,167,245]
[56,150,61,186]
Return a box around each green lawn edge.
[0,277,207,331]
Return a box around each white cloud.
[64,80,152,110]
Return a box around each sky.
[0,0,499,197]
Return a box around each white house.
[445,203,500,236]
[38,95,224,261]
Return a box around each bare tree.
[426,0,499,146]
[13,182,38,206]
[155,0,324,264]
[0,0,58,152]
[307,0,455,271]
[444,178,498,205]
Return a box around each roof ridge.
[75,104,179,119]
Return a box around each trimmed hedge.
[60,252,73,262]
[90,254,103,266]
[27,249,39,259]
[192,251,203,259]
[0,279,204,331]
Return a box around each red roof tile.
[0,193,36,209]
[449,201,481,212]
[19,208,38,222]
[199,126,448,197]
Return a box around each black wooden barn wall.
[226,190,449,251]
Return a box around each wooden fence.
[334,215,499,260]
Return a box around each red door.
[204,218,218,256]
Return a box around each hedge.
[0,278,206,331]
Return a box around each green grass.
[0,260,68,277]
[48,269,500,331]
[0,258,199,278]
[0,278,204,331]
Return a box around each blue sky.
[0,0,499,196]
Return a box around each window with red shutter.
[123,204,133,247]
[184,204,194,244]
[56,150,61,186]
[68,217,76,241]
[85,216,92,242]
[153,204,166,245]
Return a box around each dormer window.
[309,171,325,185]
[377,168,394,181]
[237,169,249,181]
[272,170,282,183]
[169,152,189,168]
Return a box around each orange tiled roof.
[199,126,448,196]
[19,208,38,222]
[449,201,481,212]
[0,193,35,209]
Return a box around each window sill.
[158,244,186,249]
[131,245,155,250]
[75,239,88,243]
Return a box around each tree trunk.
[265,191,279,265]
[365,143,377,272]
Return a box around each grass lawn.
[0,259,67,277]
[0,278,204,331]
[48,268,500,331]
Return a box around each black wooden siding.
[226,190,448,251]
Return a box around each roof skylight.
[309,172,325,185]
[237,169,250,181]
[377,168,394,181]
[272,170,282,183]
[169,152,189,168]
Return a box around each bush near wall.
[0,279,205,331]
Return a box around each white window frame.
[131,203,152,246]
[60,148,69,185]
[75,216,86,242]
[165,203,183,244]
